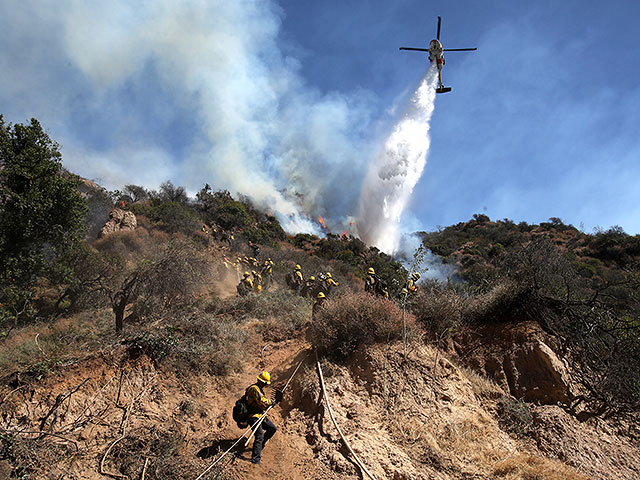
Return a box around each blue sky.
[1,0,639,238]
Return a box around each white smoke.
[0,0,373,234]
[1,1,438,242]
[357,67,439,252]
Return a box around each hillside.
[1,134,639,479]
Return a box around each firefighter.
[364,267,377,293]
[245,371,282,464]
[235,257,244,281]
[237,272,253,296]
[248,240,260,259]
[302,275,316,298]
[324,272,339,296]
[222,256,234,270]
[248,257,259,268]
[405,272,421,294]
[292,264,304,294]
[252,270,263,293]
[261,258,274,289]
[312,291,326,319]
[221,229,234,246]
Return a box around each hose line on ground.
[315,351,378,480]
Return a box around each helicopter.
[400,16,477,94]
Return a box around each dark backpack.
[375,277,388,296]
[232,390,250,428]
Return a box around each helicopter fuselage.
[428,39,444,67]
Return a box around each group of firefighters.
[242,268,422,464]
[234,257,274,296]
[229,259,423,465]
[201,223,234,246]
[201,225,428,465]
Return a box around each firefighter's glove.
[274,389,284,404]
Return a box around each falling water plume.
[357,66,439,253]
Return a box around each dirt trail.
[197,338,318,480]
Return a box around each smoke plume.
[357,67,439,252]
[0,1,436,248]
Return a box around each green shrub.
[149,200,200,234]
[497,396,534,437]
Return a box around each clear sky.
[2,0,639,237]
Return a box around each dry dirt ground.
[1,319,639,479]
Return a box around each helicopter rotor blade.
[443,48,477,51]
[437,16,441,40]
[399,47,430,52]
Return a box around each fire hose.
[316,351,378,480]
[194,358,306,480]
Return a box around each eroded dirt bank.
[2,325,638,479]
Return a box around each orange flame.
[318,216,327,229]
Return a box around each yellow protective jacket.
[253,273,263,292]
[365,274,376,292]
[246,384,273,418]
[294,270,304,285]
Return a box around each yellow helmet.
[412,272,421,280]
[257,371,271,384]
[326,272,332,278]
[244,272,250,277]
[295,264,301,270]
[309,276,315,281]
[317,292,326,299]
[401,288,408,295]
[367,267,375,275]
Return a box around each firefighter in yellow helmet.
[405,272,421,294]
[302,275,317,298]
[324,272,339,296]
[237,272,254,296]
[245,371,282,464]
[312,291,326,319]
[261,258,274,289]
[252,270,263,293]
[364,267,377,293]
[291,264,304,294]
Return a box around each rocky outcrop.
[454,322,574,404]
[501,340,572,403]
[99,208,137,237]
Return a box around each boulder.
[99,208,137,237]
[502,340,572,404]
[458,322,574,405]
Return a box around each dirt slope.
[2,320,639,479]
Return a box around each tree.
[0,116,87,325]
[94,241,210,332]
[155,181,188,204]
